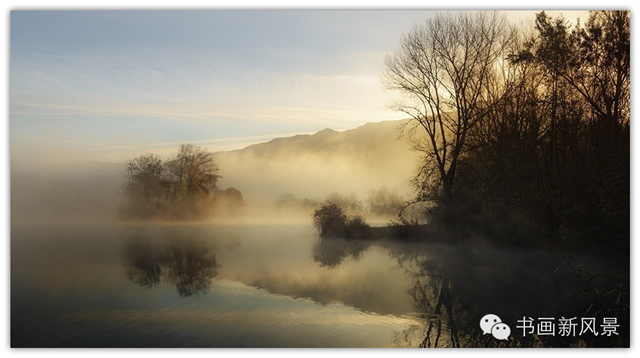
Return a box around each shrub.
[344,214,372,240]
[312,203,348,237]
[312,203,373,239]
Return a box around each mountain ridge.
[216,119,409,156]
[213,119,417,203]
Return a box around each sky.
[10,9,589,166]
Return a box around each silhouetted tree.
[120,144,223,220]
[122,153,165,218]
[384,11,515,201]
[468,11,631,247]
[312,203,349,237]
[165,144,221,218]
[386,11,629,250]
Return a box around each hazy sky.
[10,10,589,165]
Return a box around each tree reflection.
[388,242,629,348]
[312,237,371,269]
[389,244,469,347]
[307,232,628,347]
[126,239,164,288]
[125,238,219,297]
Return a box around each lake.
[11,223,629,347]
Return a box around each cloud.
[10,11,476,166]
[11,47,402,130]
[11,135,139,150]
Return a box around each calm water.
[11,223,629,347]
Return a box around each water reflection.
[388,244,492,347]
[13,224,413,347]
[13,223,627,347]
[312,237,371,268]
[311,236,629,347]
[125,238,219,297]
[388,243,629,347]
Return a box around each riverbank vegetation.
[379,10,629,254]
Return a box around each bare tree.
[166,144,221,199]
[383,11,514,200]
[120,144,222,220]
[122,153,164,217]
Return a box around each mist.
[11,161,123,223]
[11,120,419,224]
[213,121,418,223]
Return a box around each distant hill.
[213,119,418,205]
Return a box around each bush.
[312,203,373,239]
[344,214,372,240]
[312,203,348,237]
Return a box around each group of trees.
[384,11,629,249]
[120,144,245,220]
[365,187,406,217]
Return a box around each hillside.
[213,119,417,205]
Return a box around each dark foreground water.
[11,223,629,347]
